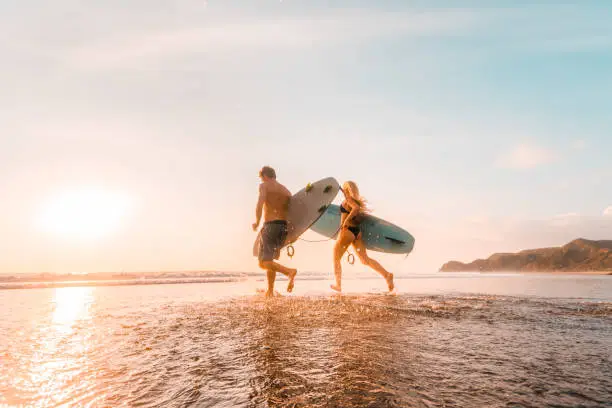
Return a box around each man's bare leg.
[266,269,276,297]
[260,260,297,293]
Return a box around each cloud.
[604,206,612,216]
[63,9,483,69]
[496,143,558,170]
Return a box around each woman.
[331,181,395,293]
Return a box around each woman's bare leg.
[331,229,355,292]
[352,238,394,291]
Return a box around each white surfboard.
[253,177,340,258]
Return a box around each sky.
[1,0,612,275]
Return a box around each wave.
[0,270,338,290]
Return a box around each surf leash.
[294,225,356,265]
[286,183,356,263]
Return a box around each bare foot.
[287,269,297,293]
[385,273,395,292]
[265,290,274,298]
[330,284,342,293]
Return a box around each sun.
[38,188,132,241]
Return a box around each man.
[253,166,297,297]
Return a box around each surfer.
[253,166,298,297]
[331,181,394,293]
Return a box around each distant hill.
[440,238,612,273]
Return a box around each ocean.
[1,273,610,407]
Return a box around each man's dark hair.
[259,166,276,179]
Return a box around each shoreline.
[2,271,610,292]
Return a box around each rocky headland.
[440,238,612,273]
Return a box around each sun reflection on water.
[51,286,94,334]
[23,287,96,406]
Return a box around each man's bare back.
[260,180,291,222]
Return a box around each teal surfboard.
[309,204,415,255]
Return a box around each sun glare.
[38,188,131,240]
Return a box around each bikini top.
[340,200,361,214]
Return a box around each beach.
[1,274,611,407]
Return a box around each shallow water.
[1,275,611,407]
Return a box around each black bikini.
[340,203,361,237]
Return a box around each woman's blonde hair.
[342,181,370,212]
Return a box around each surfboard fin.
[384,236,406,245]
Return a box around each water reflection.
[325,296,416,407]
[24,287,95,406]
[3,279,610,407]
[247,300,306,407]
[243,296,417,407]
[52,286,94,333]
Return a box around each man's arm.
[253,184,266,230]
